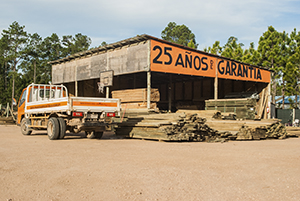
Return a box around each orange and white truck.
[17,83,120,140]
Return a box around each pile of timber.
[115,110,295,142]
[205,98,257,119]
[236,122,289,140]
[285,127,300,137]
[112,88,160,109]
[0,117,15,125]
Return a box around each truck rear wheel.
[85,131,103,139]
[57,117,66,139]
[47,117,60,140]
[21,118,32,135]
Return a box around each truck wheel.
[85,131,103,139]
[47,117,60,140]
[21,118,32,135]
[57,117,66,139]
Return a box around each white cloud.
[1,0,299,49]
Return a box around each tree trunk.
[4,61,7,91]
[11,60,16,111]
[271,62,276,105]
[34,59,36,83]
[271,78,276,104]
[282,81,285,109]
[11,73,14,111]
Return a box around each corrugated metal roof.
[276,96,300,104]
[49,34,151,65]
[49,34,271,72]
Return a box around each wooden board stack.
[115,110,294,142]
[205,98,257,119]
[112,88,160,109]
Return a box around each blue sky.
[1,0,300,50]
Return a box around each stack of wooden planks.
[112,88,160,109]
[205,98,257,119]
[115,110,293,142]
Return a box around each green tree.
[61,33,91,56]
[0,35,10,105]
[161,22,198,48]
[38,33,62,84]
[1,21,28,110]
[278,31,293,108]
[257,26,283,104]
[22,33,43,84]
[241,42,260,65]
[204,41,222,55]
[221,36,244,61]
[41,33,62,62]
[100,41,107,47]
[285,29,300,108]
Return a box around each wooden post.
[214,77,218,100]
[267,82,271,119]
[168,74,172,113]
[214,59,218,110]
[106,87,109,98]
[147,71,151,110]
[75,81,78,97]
[75,60,78,97]
[293,108,295,123]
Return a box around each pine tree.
[1,21,28,110]
[257,26,283,104]
[161,22,198,48]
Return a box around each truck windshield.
[19,89,27,107]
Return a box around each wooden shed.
[50,34,271,119]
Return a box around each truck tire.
[85,131,103,139]
[21,118,32,135]
[47,117,60,140]
[57,117,66,139]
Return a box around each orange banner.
[150,40,270,83]
[150,40,216,78]
[216,59,270,82]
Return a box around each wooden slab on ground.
[286,127,300,137]
[0,117,15,125]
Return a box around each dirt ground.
[1,125,300,201]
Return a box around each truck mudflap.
[77,121,108,132]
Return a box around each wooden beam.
[147,71,151,109]
[214,59,218,101]
[168,74,172,113]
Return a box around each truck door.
[17,88,27,124]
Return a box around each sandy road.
[1,125,300,201]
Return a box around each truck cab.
[17,87,27,125]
